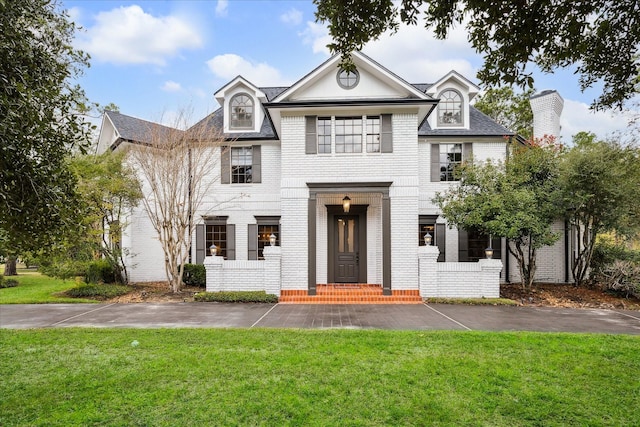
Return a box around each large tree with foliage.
[70,152,142,284]
[314,0,640,109]
[561,132,640,286]
[0,0,93,266]
[474,87,534,139]
[434,140,565,288]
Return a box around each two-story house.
[98,52,568,302]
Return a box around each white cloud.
[281,8,303,25]
[76,5,203,66]
[362,21,480,83]
[560,99,632,142]
[206,54,290,86]
[66,6,82,23]
[161,81,182,92]
[300,21,332,55]
[216,0,228,17]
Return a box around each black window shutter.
[430,144,440,182]
[305,116,317,154]
[436,223,446,262]
[380,114,393,153]
[221,146,230,184]
[463,142,473,162]
[248,224,258,260]
[458,229,469,262]
[226,224,236,260]
[252,145,261,183]
[195,224,205,264]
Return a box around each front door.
[334,215,359,283]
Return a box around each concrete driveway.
[2,303,640,334]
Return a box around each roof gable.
[426,70,480,100]
[273,52,432,103]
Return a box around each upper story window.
[230,93,254,129]
[438,89,463,126]
[366,116,380,153]
[318,117,332,154]
[439,143,462,181]
[231,146,253,183]
[305,114,392,154]
[335,117,363,153]
[337,69,359,89]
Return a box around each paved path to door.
[1,303,640,334]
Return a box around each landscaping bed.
[500,282,640,310]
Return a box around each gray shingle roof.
[418,106,514,137]
[108,84,513,142]
[105,110,180,144]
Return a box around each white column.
[478,259,503,298]
[263,246,282,296]
[418,246,440,297]
[204,255,224,292]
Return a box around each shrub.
[65,283,131,300]
[0,274,18,289]
[598,260,640,299]
[85,259,118,284]
[194,291,278,303]
[182,264,206,287]
[38,259,88,280]
[591,240,640,273]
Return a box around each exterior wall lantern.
[269,233,277,246]
[485,234,493,259]
[342,196,351,213]
[209,244,218,256]
[485,247,494,259]
[424,233,432,246]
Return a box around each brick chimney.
[530,90,564,140]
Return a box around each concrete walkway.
[2,303,640,334]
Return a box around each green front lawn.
[1,329,638,426]
[0,269,97,304]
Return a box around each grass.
[0,269,97,304]
[1,329,638,426]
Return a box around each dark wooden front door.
[334,215,359,282]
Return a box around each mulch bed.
[500,282,640,310]
[108,281,640,310]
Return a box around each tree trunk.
[4,256,18,276]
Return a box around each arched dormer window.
[230,93,254,129]
[438,89,463,126]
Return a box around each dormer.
[214,76,267,134]
[425,71,480,130]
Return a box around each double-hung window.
[231,146,252,183]
[366,116,380,153]
[305,115,392,154]
[430,143,472,182]
[248,216,280,260]
[318,117,332,154]
[335,117,363,153]
[221,145,261,184]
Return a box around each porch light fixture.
[269,233,277,246]
[209,244,218,256]
[424,233,432,246]
[485,234,493,259]
[485,246,494,259]
[342,196,351,213]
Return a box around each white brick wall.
[507,219,568,283]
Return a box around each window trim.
[437,89,464,127]
[336,69,360,90]
[204,216,229,260]
[229,93,254,130]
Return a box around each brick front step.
[279,284,423,304]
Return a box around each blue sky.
[64,0,631,142]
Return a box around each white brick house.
[97,52,568,300]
